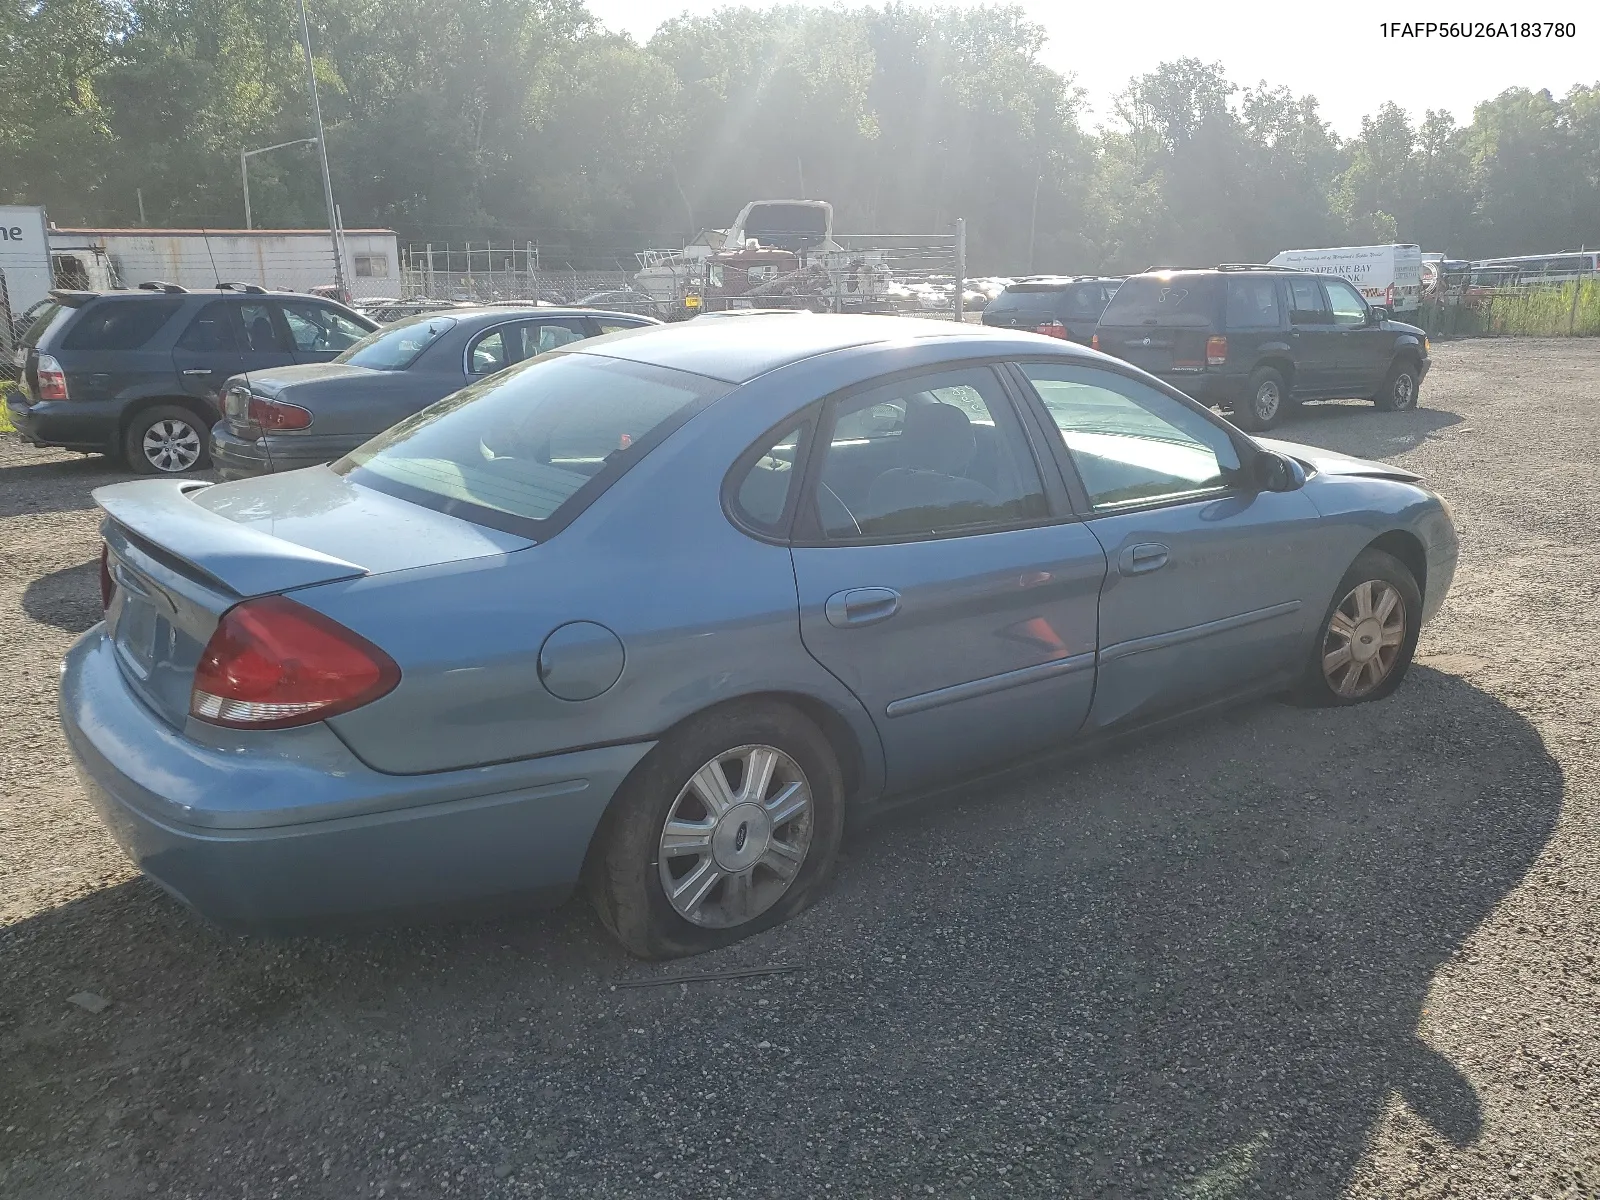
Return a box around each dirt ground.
[2,340,1598,1199]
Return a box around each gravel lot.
[2,339,1598,1199]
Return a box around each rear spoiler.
[94,480,365,598]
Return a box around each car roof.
[1002,275,1118,288]
[565,313,1084,384]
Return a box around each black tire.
[124,404,211,475]
[1233,366,1288,431]
[1372,358,1421,411]
[584,701,845,959]
[1297,548,1422,706]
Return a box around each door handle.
[824,587,901,628]
[182,369,213,376]
[1118,543,1169,575]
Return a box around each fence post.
[425,244,434,297]
[1569,278,1583,336]
[954,217,966,322]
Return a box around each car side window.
[810,367,1047,540]
[1287,278,1331,324]
[177,302,239,352]
[239,303,289,352]
[593,319,642,334]
[729,418,811,534]
[1323,278,1369,326]
[519,319,589,357]
[1226,279,1282,328]
[278,301,368,352]
[1020,363,1241,512]
[468,327,513,375]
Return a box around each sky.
[580,0,1595,137]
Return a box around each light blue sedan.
[60,315,1457,957]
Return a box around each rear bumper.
[6,395,121,451]
[59,630,653,930]
[1151,370,1248,409]
[209,424,350,480]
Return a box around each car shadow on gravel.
[1283,401,1463,461]
[0,453,130,519]
[0,668,1561,1199]
[21,560,101,634]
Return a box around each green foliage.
[1481,280,1600,337]
[0,0,1596,281]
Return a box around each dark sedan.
[210,306,658,478]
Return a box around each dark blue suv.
[7,284,376,473]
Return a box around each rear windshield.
[988,284,1107,318]
[1100,276,1221,327]
[334,314,457,371]
[59,298,184,350]
[336,353,727,536]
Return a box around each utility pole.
[296,0,346,299]
[954,217,967,323]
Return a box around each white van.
[1268,244,1423,314]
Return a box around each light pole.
[239,138,318,230]
[295,0,347,300]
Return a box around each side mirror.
[1251,449,1307,492]
[1369,305,1390,324]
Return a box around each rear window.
[1100,276,1221,327]
[335,353,727,536]
[59,298,184,350]
[1225,278,1283,328]
[335,314,457,371]
[988,284,1106,318]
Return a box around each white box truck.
[1268,244,1423,314]
[0,205,55,341]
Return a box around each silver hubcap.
[1392,373,1415,408]
[657,744,813,928]
[142,419,201,472]
[1322,579,1407,698]
[1255,381,1281,420]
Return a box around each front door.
[790,365,1107,795]
[1013,361,1323,730]
[1285,276,1341,396]
[171,300,294,408]
[1322,277,1391,396]
[277,299,372,363]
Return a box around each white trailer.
[45,227,401,297]
[1268,244,1423,314]
[0,205,55,333]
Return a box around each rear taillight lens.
[190,596,399,729]
[36,354,68,400]
[247,396,313,431]
[1034,320,1068,339]
[99,544,114,610]
[1090,333,1100,351]
[1206,335,1228,365]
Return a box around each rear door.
[172,301,252,404]
[1322,277,1389,396]
[790,364,1106,795]
[277,300,373,363]
[1285,276,1340,394]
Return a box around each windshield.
[335,353,727,535]
[334,314,458,370]
[1100,276,1221,327]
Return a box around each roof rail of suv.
[1215,263,1288,272]
[216,282,268,294]
[136,281,189,293]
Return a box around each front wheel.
[1297,548,1422,705]
[1372,360,1421,411]
[585,702,845,959]
[124,405,211,475]
[1233,367,1288,431]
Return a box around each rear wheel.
[585,702,845,959]
[1297,548,1421,706]
[1373,359,1421,411]
[124,405,210,475]
[1233,366,1287,431]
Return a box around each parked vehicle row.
[63,314,1457,957]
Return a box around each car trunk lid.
[95,473,532,727]
[1095,275,1221,373]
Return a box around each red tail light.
[1034,320,1068,339]
[36,353,68,401]
[99,544,114,610]
[1090,333,1100,351]
[1206,335,1228,365]
[247,396,313,431]
[190,596,399,729]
